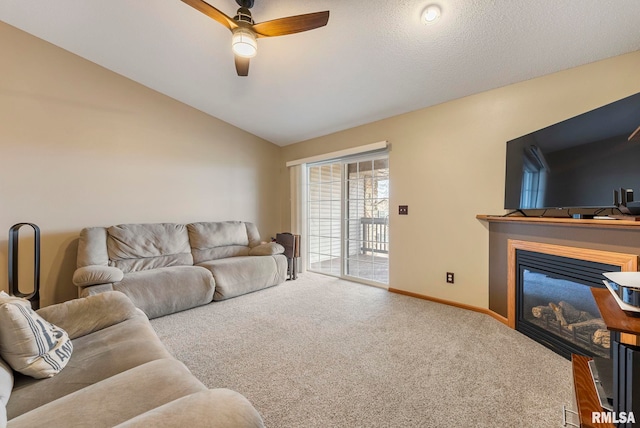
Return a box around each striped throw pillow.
[0,292,72,379]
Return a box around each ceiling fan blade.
[235,55,250,76]
[181,0,238,31]
[252,11,329,37]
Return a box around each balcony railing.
[360,217,389,254]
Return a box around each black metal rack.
[276,233,300,280]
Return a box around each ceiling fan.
[181,0,330,76]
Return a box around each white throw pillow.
[0,292,73,379]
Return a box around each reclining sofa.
[73,221,287,319]
[3,291,263,427]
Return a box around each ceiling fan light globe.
[232,28,257,58]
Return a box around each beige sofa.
[73,221,287,319]
[3,291,264,427]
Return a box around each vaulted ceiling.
[2,1,640,145]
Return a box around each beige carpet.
[150,272,573,427]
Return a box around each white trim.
[285,141,388,167]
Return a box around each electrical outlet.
[446,272,454,284]
[399,205,408,215]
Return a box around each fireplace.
[507,240,639,361]
[515,250,617,359]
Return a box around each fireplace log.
[592,329,611,348]
[558,301,594,324]
[548,301,595,326]
[566,318,606,332]
[532,305,555,318]
[549,302,569,326]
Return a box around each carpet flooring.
[150,272,573,427]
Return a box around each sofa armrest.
[73,265,124,287]
[36,291,139,340]
[114,389,264,428]
[248,242,284,256]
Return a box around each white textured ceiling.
[1,1,640,146]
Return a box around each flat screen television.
[504,92,640,213]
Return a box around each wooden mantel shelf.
[477,214,640,230]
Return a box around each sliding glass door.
[307,154,389,286]
[344,158,389,284]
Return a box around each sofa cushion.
[0,293,73,379]
[7,359,206,428]
[192,245,251,265]
[0,358,13,428]
[188,221,249,247]
[115,389,264,428]
[113,266,215,319]
[244,222,262,248]
[187,221,255,263]
[249,242,285,256]
[77,227,110,267]
[7,311,172,419]
[107,223,193,273]
[198,255,287,301]
[72,265,124,287]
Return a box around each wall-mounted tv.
[504,92,640,213]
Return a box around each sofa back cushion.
[77,227,110,267]
[107,223,193,273]
[187,221,260,264]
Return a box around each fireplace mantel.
[478,214,640,229]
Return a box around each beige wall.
[0,22,282,306]
[280,50,640,309]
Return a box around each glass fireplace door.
[516,250,615,359]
